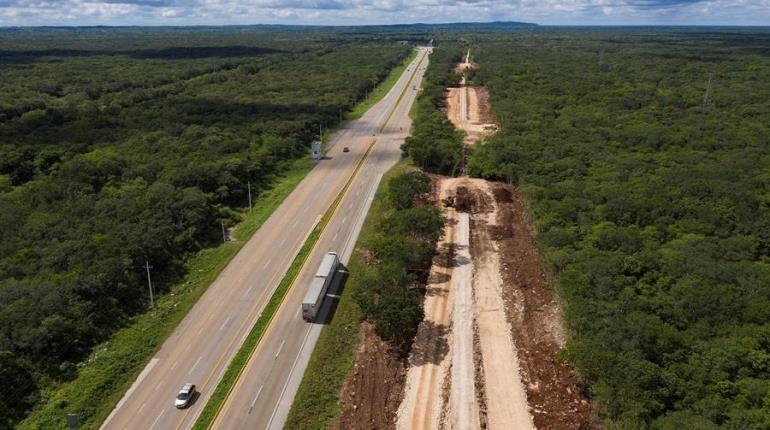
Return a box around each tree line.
[355,171,444,350]
[468,29,770,429]
[0,28,410,427]
[402,45,464,175]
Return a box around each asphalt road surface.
[210,48,430,430]
[101,47,430,430]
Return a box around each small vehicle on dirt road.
[343,147,350,152]
[175,383,196,408]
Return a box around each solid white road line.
[100,357,159,429]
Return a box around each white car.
[175,383,196,408]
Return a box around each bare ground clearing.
[397,179,458,430]
[444,86,497,146]
[335,322,406,430]
[492,183,596,429]
[397,178,535,430]
[470,179,535,430]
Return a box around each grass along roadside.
[284,158,417,429]
[17,158,313,430]
[193,134,378,429]
[17,46,413,430]
[191,225,320,430]
[346,49,418,121]
[196,49,427,429]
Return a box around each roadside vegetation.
[193,111,380,429]
[15,159,311,430]
[0,27,411,428]
[402,45,465,175]
[468,30,770,428]
[346,49,418,120]
[285,161,444,428]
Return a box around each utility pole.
[247,181,252,213]
[143,260,154,308]
[221,220,227,243]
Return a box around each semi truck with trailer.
[301,251,338,322]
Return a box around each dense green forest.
[402,44,464,174]
[0,27,411,427]
[354,170,444,349]
[468,30,770,428]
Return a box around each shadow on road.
[315,265,349,325]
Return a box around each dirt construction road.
[396,182,457,430]
[396,178,535,430]
[101,47,430,430]
[471,180,534,430]
[447,213,480,430]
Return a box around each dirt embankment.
[488,183,596,429]
[335,322,406,430]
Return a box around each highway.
[100,46,430,430]
[210,47,430,430]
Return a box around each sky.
[0,0,768,27]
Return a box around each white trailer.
[301,252,338,322]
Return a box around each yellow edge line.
[379,49,428,134]
[203,138,377,430]
[199,47,428,429]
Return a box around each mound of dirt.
[448,185,492,214]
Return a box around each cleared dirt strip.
[447,212,480,430]
[472,180,534,430]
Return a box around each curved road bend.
[101,47,430,430]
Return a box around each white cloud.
[0,0,768,26]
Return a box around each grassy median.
[191,225,321,430]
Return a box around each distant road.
[101,47,430,430]
[210,48,430,430]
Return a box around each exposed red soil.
[474,86,496,126]
[335,322,406,430]
[453,61,478,74]
[491,182,597,429]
